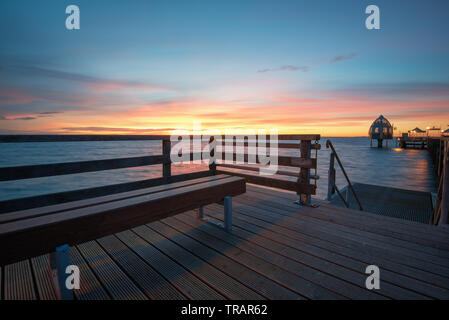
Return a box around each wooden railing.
[0,134,320,212]
[213,134,320,205]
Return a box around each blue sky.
[0,0,448,135]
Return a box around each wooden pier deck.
[2,184,449,300]
[329,183,434,224]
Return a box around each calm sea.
[0,137,437,202]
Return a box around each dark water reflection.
[305,137,437,199]
[0,137,437,201]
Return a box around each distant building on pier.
[408,127,426,137]
[368,115,393,148]
[426,126,442,137]
[443,128,449,137]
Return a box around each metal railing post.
[327,152,336,201]
[326,140,363,211]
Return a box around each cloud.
[0,108,62,121]
[60,127,177,133]
[2,65,169,93]
[36,111,63,118]
[38,111,61,115]
[334,82,449,99]
[329,53,358,64]
[257,54,357,73]
[0,85,125,115]
[14,116,36,120]
[257,65,309,73]
[0,115,36,120]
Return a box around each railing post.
[298,140,312,205]
[327,152,336,201]
[162,139,171,182]
[209,136,217,175]
[440,140,449,225]
[326,139,363,211]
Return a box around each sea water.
[0,137,437,202]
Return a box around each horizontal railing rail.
[0,155,168,181]
[217,163,320,180]
[0,134,320,143]
[217,153,316,169]
[216,141,321,150]
[0,135,172,143]
[0,153,317,182]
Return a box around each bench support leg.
[196,197,233,232]
[197,206,204,219]
[224,196,232,232]
[51,244,74,300]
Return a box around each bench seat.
[0,174,245,266]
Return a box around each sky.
[0,0,448,136]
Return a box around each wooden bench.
[0,174,245,298]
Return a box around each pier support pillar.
[377,139,383,148]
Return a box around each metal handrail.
[326,140,363,211]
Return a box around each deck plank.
[76,241,147,300]
[134,224,264,300]
[97,235,186,300]
[204,204,448,299]
[285,200,448,253]
[116,229,225,300]
[245,187,449,252]
[30,255,58,300]
[149,220,303,300]
[165,215,347,300]
[70,246,110,300]
[248,184,449,238]
[329,183,433,224]
[4,260,36,300]
[173,213,388,300]
[215,198,449,290]
[232,195,449,276]
[236,194,449,265]
[2,185,449,300]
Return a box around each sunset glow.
[1,1,448,136]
